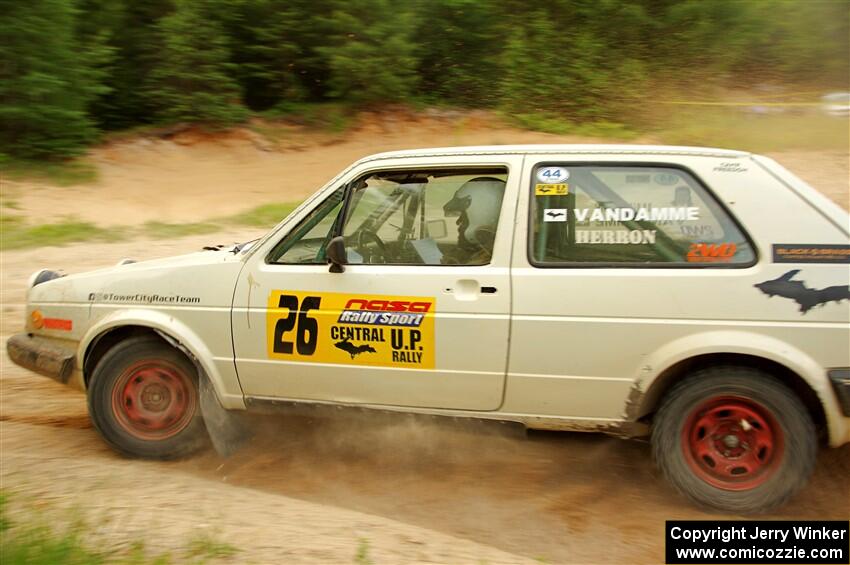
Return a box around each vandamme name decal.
[572,206,700,223]
[754,270,850,314]
[88,292,201,304]
[266,290,435,368]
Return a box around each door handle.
[445,280,497,301]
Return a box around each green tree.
[78,0,174,130]
[637,0,849,87]
[500,0,648,122]
[415,0,506,106]
[0,0,111,159]
[317,0,419,104]
[212,0,304,111]
[148,0,248,126]
[742,0,850,84]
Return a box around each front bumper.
[6,333,76,384]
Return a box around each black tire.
[652,366,816,513]
[87,336,207,459]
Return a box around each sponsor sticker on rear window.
[535,183,568,196]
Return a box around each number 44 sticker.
[536,166,569,184]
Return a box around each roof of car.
[359,144,751,163]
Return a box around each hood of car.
[28,248,245,307]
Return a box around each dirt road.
[1,125,848,563]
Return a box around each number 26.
[273,295,321,356]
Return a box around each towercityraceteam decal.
[266,290,435,369]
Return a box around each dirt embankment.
[2,111,847,230]
[1,119,848,563]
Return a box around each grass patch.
[261,102,354,133]
[1,491,242,565]
[247,122,289,147]
[0,492,11,534]
[184,532,239,561]
[507,112,638,139]
[101,124,173,144]
[651,106,849,152]
[0,492,105,565]
[1,522,106,565]
[0,158,98,186]
[0,214,123,251]
[223,202,299,227]
[143,221,220,239]
[0,200,301,251]
[354,538,373,565]
[1,197,21,210]
[138,201,300,240]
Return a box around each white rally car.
[8,145,850,513]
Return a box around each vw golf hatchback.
[9,145,850,513]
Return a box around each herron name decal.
[266,290,435,368]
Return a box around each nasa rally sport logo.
[337,298,431,327]
[536,166,569,184]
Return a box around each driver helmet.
[442,177,506,251]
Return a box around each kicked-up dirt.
[1,118,848,563]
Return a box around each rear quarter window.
[529,164,756,267]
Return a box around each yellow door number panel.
[266,290,435,369]
[535,183,568,196]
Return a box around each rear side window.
[529,164,755,267]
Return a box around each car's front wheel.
[88,336,207,459]
[652,366,816,513]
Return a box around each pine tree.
[148,0,248,126]
[213,0,303,111]
[499,0,648,122]
[415,0,506,106]
[77,0,173,130]
[0,0,111,159]
[317,0,419,104]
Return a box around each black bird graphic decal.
[754,269,850,314]
[334,337,377,359]
[545,210,566,219]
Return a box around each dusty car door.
[231,156,522,410]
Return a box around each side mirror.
[326,235,347,273]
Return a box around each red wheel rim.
[111,360,196,440]
[681,396,784,491]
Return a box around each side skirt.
[244,396,648,439]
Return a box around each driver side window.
[341,168,507,265]
[268,167,508,266]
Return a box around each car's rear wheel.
[88,336,207,459]
[652,366,816,513]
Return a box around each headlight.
[28,269,63,288]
